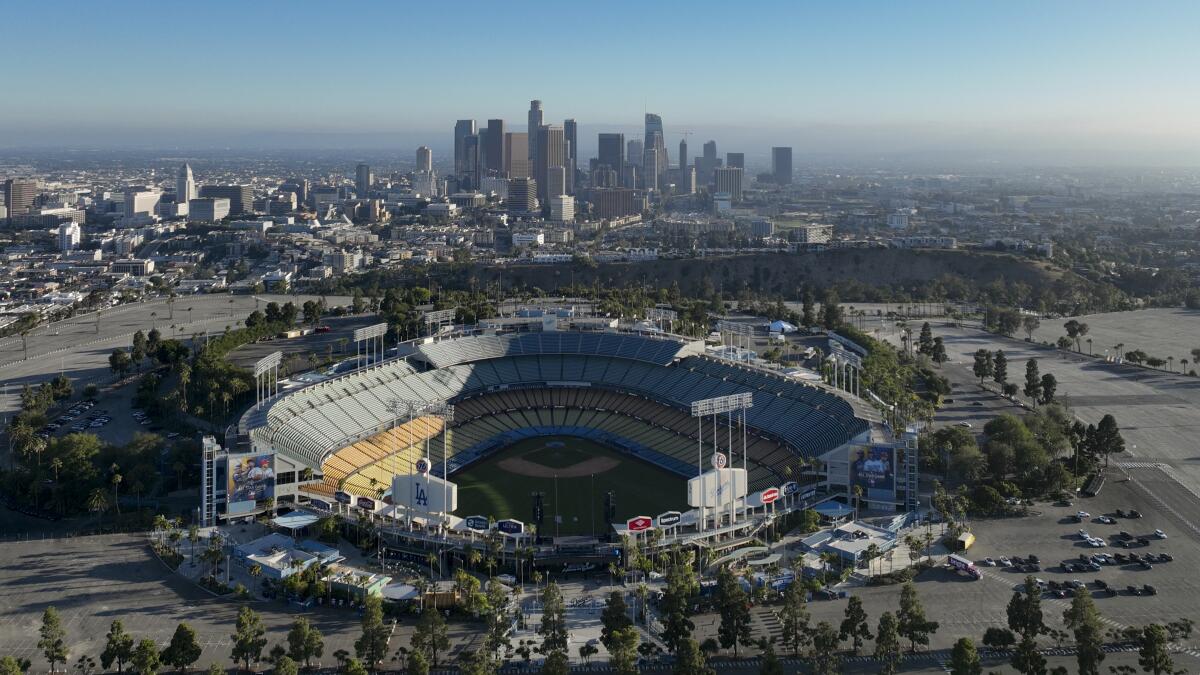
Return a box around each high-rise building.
[726,152,745,170]
[188,197,231,222]
[534,124,565,202]
[591,188,638,219]
[714,167,744,202]
[3,179,36,219]
[546,166,566,199]
[772,146,793,185]
[642,147,659,191]
[355,163,372,196]
[504,132,530,178]
[58,222,81,252]
[200,185,252,215]
[695,141,722,187]
[507,177,537,213]
[462,135,481,190]
[563,118,577,195]
[485,119,505,174]
[550,195,574,223]
[644,113,667,182]
[678,139,688,174]
[416,146,432,172]
[598,133,625,172]
[283,178,309,204]
[123,189,161,225]
[453,119,476,176]
[527,100,543,166]
[621,164,638,190]
[176,163,196,204]
[626,139,643,168]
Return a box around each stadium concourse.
[234,329,882,550]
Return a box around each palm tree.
[852,484,864,520]
[49,457,62,482]
[88,488,109,530]
[111,472,123,514]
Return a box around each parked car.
[1143,584,1157,595]
[1155,529,1168,539]
[1097,516,1116,524]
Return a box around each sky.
[2,0,1199,164]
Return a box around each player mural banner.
[851,445,896,501]
[391,470,458,514]
[226,453,275,515]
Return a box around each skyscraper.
[462,135,481,190]
[527,100,543,166]
[772,146,793,184]
[416,146,432,172]
[695,140,721,187]
[534,124,565,202]
[485,119,505,173]
[644,113,667,182]
[642,147,659,191]
[355,163,372,196]
[678,139,688,174]
[726,152,745,170]
[453,119,476,177]
[199,184,252,215]
[626,139,643,169]
[3,178,36,219]
[598,133,625,172]
[176,163,196,204]
[714,167,744,202]
[563,118,577,195]
[507,177,537,213]
[504,132,530,178]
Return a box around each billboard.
[226,453,275,515]
[626,516,653,532]
[747,487,781,508]
[357,496,377,511]
[656,511,681,528]
[851,445,896,501]
[496,519,524,535]
[464,515,490,532]
[392,472,458,514]
[687,468,747,508]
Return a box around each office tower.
[416,146,432,172]
[772,146,793,184]
[462,134,481,190]
[681,166,696,194]
[678,139,688,173]
[714,167,744,201]
[563,118,577,195]
[507,177,537,212]
[176,163,196,203]
[591,188,638,219]
[283,178,309,204]
[527,100,543,165]
[412,171,439,197]
[546,166,566,199]
[621,164,638,190]
[598,133,625,172]
[642,147,659,191]
[188,197,231,222]
[726,152,745,169]
[549,195,574,223]
[453,119,476,176]
[199,184,252,215]
[695,140,721,186]
[703,140,717,161]
[355,163,372,196]
[58,222,81,251]
[534,124,565,202]
[504,132,530,178]
[626,139,643,168]
[644,113,668,179]
[484,119,505,174]
[3,178,36,218]
[591,167,618,188]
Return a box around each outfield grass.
[453,435,687,537]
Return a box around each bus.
[947,554,981,580]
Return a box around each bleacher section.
[321,417,444,497]
[244,332,871,493]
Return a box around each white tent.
[769,320,798,334]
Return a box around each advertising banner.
[226,453,275,515]
[851,445,896,501]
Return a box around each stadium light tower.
[388,399,454,530]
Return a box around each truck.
[947,554,981,580]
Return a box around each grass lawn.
[453,435,687,537]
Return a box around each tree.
[1039,373,1057,405]
[342,660,368,675]
[230,606,268,673]
[540,649,569,675]
[810,621,841,675]
[949,637,981,675]
[759,642,783,675]
[161,623,202,674]
[918,323,934,355]
[1063,587,1105,675]
[600,591,633,651]
[672,638,714,675]
[1137,623,1174,675]
[931,337,949,363]
[993,350,1008,384]
[410,608,449,668]
[1023,315,1041,340]
[839,595,872,654]
[660,558,699,653]
[39,606,68,673]
[598,624,634,674]
[101,620,135,673]
[273,658,298,675]
[206,664,222,675]
[0,656,26,675]
[874,611,903,675]
[109,349,132,377]
[1011,633,1046,675]
[982,627,1016,649]
[354,596,389,671]
[897,582,938,652]
[1093,414,1125,468]
[778,579,811,656]
[286,618,324,669]
[539,581,569,657]
[1007,578,1047,639]
[405,652,429,675]
[1023,359,1042,402]
[972,349,993,384]
[130,640,160,675]
[715,567,752,657]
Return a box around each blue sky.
[3,1,1198,162]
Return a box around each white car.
[1076,511,1090,519]
[983,558,997,566]
[1088,538,1106,548]
[1078,529,1090,539]
[956,421,973,428]
[999,557,1012,567]
[1155,529,1167,539]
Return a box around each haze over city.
[3,1,1199,164]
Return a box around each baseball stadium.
[233,328,890,543]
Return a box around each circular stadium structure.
[232,328,889,547]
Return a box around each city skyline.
[1,2,1198,164]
